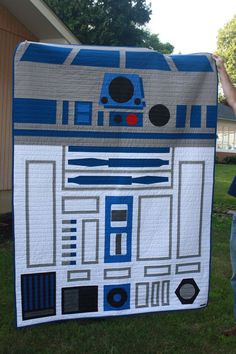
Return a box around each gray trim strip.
[25,160,56,268]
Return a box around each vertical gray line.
[115,233,122,255]
[25,161,30,267]
[169,195,173,259]
[199,162,205,257]
[171,147,175,189]
[52,161,56,265]
[62,146,66,190]
[177,162,182,259]
[136,196,141,261]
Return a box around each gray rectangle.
[82,219,99,264]
[151,282,160,307]
[135,283,149,308]
[137,195,172,261]
[177,162,205,258]
[62,196,99,214]
[144,265,171,277]
[176,262,201,274]
[26,161,56,268]
[162,281,170,306]
[68,270,91,281]
[104,268,131,280]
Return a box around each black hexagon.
[175,278,200,304]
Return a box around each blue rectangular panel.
[171,55,213,72]
[20,43,72,64]
[176,105,187,128]
[190,106,201,128]
[21,272,56,320]
[97,111,104,126]
[14,98,56,124]
[71,49,120,68]
[74,102,92,125]
[14,129,216,140]
[68,146,170,153]
[105,196,133,263]
[62,101,69,125]
[126,51,170,71]
[206,105,217,128]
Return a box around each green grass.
[214,164,236,211]
[0,165,236,353]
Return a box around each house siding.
[0,5,38,194]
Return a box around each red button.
[126,113,138,125]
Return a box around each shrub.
[222,156,236,164]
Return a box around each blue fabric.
[230,213,236,322]
[228,177,236,197]
[21,43,72,64]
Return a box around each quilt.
[13,41,218,327]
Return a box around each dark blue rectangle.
[62,101,69,125]
[190,106,201,128]
[97,111,104,126]
[105,196,133,263]
[126,51,170,71]
[68,146,170,153]
[14,98,56,124]
[176,105,187,128]
[20,43,72,64]
[14,129,216,140]
[71,49,120,68]
[171,55,213,72]
[206,105,217,128]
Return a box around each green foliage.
[216,15,236,85]
[222,156,236,165]
[142,30,174,53]
[44,0,174,52]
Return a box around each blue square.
[104,284,130,311]
[74,102,92,125]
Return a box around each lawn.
[0,164,235,353]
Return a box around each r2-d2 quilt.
[13,42,217,327]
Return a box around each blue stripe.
[62,101,69,125]
[71,49,120,68]
[70,236,77,240]
[97,111,104,126]
[176,105,187,128]
[68,175,168,185]
[14,98,56,124]
[206,105,217,128]
[68,146,170,153]
[14,129,216,140]
[171,55,213,72]
[20,43,72,64]
[70,261,76,265]
[45,274,49,309]
[28,275,33,311]
[190,105,201,128]
[49,273,55,308]
[40,274,44,309]
[68,158,169,168]
[70,220,77,224]
[34,274,38,310]
[126,51,170,71]
[23,276,28,312]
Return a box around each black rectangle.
[21,272,56,320]
[111,210,127,221]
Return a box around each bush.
[222,156,236,164]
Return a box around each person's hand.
[212,54,225,71]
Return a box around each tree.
[44,0,174,53]
[216,15,236,85]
